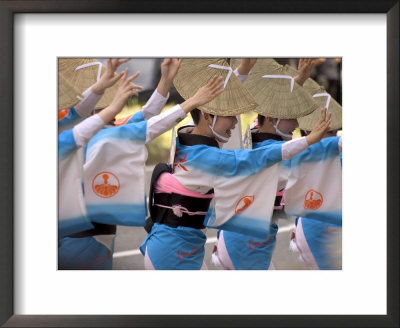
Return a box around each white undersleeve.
[338,136,342,152]
[72,114,105,147]
[74,87,102,118]
[142,90,169,120]
[281,137,309,160]
[145,105,186,143]
[233,68,248,83]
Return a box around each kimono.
[58,129,94,239]
[215,133,286,270]
[216,135,342,270]
[141,126,308,270]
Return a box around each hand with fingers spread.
[157,58,183,97]
[306,108,332,145]
[92,58,131,95]
[294,58,315,86]
[98,69,143,123]
[237,58,257,75]
[180,76,224,113]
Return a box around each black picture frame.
[1,1,398,327]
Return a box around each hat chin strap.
[209,115,229,143]
[273,119,293,140]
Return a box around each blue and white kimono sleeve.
[202,142,283,239]
[58,107,82,134]
[83,120,148,226]
[58,130,94,238]
[284,136,342,226]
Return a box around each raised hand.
[157,58,183,97]
[180,76,224,114]
[237,58,257,75]
[161,58,182,81]
[92,58,131,95]
[294,58,315,86]
[305,108,332,145]
[98,69,143,123]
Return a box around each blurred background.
[94,57,342,269]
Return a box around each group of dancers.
[58,57,342,270]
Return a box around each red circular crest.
[304,189,323,210]
[92,171,120,198]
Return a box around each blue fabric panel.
[175,138,282,177]
[58,129,77,159]
[301,217,341,270]
[289,136,340,168]
[86,203,147,227]
[222,223,278,269]
[140,223,206,270]
[127,111,145,124]
[87,120,147,147]
[58,215,94,239]
[58,107,81,131]
[58,236,115,270]
[205,207,270,239]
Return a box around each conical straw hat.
[173,58,258,116]
[58,58,120,110]
[58,73,82,111]
[231,58,319,119]
[283,64,342,130]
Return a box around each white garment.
[73,114,105,147]
[74,87,103,118]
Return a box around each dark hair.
[300,129,308,137]
[190,109,214,125]
[257,114,266,127]
[190,109,201,125]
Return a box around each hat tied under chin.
[273,119,293,140]
[201,111,230,143]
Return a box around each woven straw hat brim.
[237,58,318,119]
[173,58,258,116]
[58,73,82,111]
[283,64,342,130]
[58,58,120,109]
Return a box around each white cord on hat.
[74,61,103,100]
[313,92,331,110]
[208,64,233,89]
[262,74,295,92]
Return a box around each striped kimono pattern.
[174,139,283,239]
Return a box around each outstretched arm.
[74,58,142,119]
[180,76,224,113]
[73,69,141,147]
[145,76,224,143]
[142,58,183,120]
[281,108,331,160]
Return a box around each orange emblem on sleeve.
[92,171,120,198]
[234,196,255,214]
[113,115,133,126]
[58,109,69,120]
[304,189,323,210]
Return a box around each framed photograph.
[1,1,398,327]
